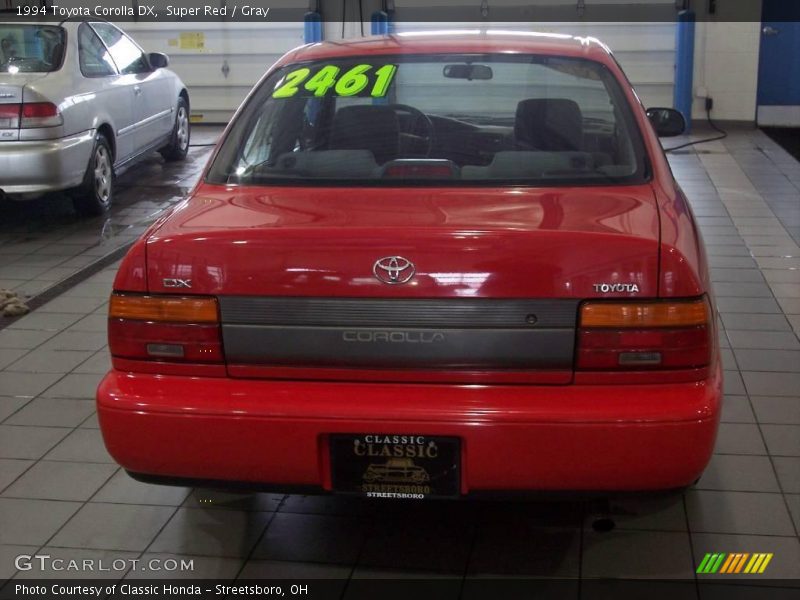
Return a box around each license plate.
[330,434,460,499]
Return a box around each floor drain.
[591,517,616,532]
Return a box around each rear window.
[208,53,649,187]
[0,25,65,73]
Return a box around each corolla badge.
[343,330,445,343]
[373,256,415,284]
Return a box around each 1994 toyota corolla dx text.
[97,33,722,498]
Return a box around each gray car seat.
[329,105,400,165]
[514,98,584,152]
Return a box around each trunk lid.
[148,184,660,298]
[146,184,661,382]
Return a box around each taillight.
[0,103,62,128]
[577,297,711,370]
[20,102,62,128]
[108,294,223,364]
[0,104,20,128]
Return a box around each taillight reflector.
[108,319,223,363]
[109,294,218,323]
[577,327,710,370]
[580,299,709,328]
[577,297,712,371]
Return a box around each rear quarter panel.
[600,47,711,299]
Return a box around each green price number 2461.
[273,64,397,99]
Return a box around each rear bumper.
[97,366,722,493]
[0,130,94,195]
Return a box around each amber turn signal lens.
[109,294,218,323]
[580,298,710,328]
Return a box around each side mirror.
[148,52,169,69]
[646,107,686,137]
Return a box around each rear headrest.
[515,98,584,152]
[329,105,399,165]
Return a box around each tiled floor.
[0,126,799,597]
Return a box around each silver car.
[0,20,190,215]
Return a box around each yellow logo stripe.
[758,553,773,574]
[744,554,761,574]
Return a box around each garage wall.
[115,0,304,123]
[691,1,763,123]
[391,21,677,110]
[149,18,676,124]
[121,21,304,124]
[691,21,761,122]
[128,0,677,122]
[389,1,677,110]
[385,0,764,123]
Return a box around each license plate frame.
[330,434,461,499]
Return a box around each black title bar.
[0,1,783,23]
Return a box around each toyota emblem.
[373,256,415,285]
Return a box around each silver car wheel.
[93,145,112,203]
[176,106,189,151]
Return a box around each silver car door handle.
[762,26,780,36]
[134,86,142,95]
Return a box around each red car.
[97,33,721,498]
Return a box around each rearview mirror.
[148,52,169,69]
[646,107,686,137]
[443,64,493,80]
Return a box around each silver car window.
[78,23,117,78]
[0,25,65,73]
[90,23,149,76]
